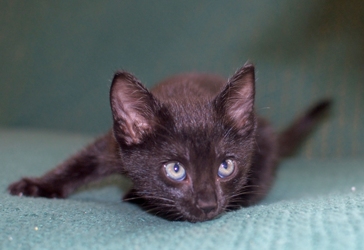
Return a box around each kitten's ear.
[110,71,159,145]
[214,64,255,131]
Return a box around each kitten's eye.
[164,162,186,181]
[218,159,235,178]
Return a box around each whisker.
[228,190,262,199]
[259,106,271,110]
[165,212,183,221]
[227,185,261,199]
[123,195,175,203]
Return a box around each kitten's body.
[8,64,329,222]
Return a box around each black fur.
[8,64,330,222]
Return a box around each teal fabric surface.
[1,129,364,250]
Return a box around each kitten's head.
[110,65,256,222]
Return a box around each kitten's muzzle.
[196,194,218,214]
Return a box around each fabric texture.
[1,129,364,250]
[1,1,364,250]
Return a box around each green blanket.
[2,129,364,249]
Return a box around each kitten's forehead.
[166,100,217,131]
[160,100,228,160]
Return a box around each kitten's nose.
[197,197,217,214]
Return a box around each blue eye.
[164,162,186,181]
[218,159,235,178]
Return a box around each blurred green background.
[1,0,363,158]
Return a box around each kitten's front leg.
[8,131,122,198]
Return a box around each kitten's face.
[110,65,256,222]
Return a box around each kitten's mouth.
[178,204,223,222]
[123,192,224,222]
[182,211,221,222]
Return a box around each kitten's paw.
[8,178,64,198]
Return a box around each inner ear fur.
[110,71,160,145]
[214,64,256,130]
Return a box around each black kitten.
[8,64,330,222]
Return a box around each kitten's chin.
[183,212,221,223]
